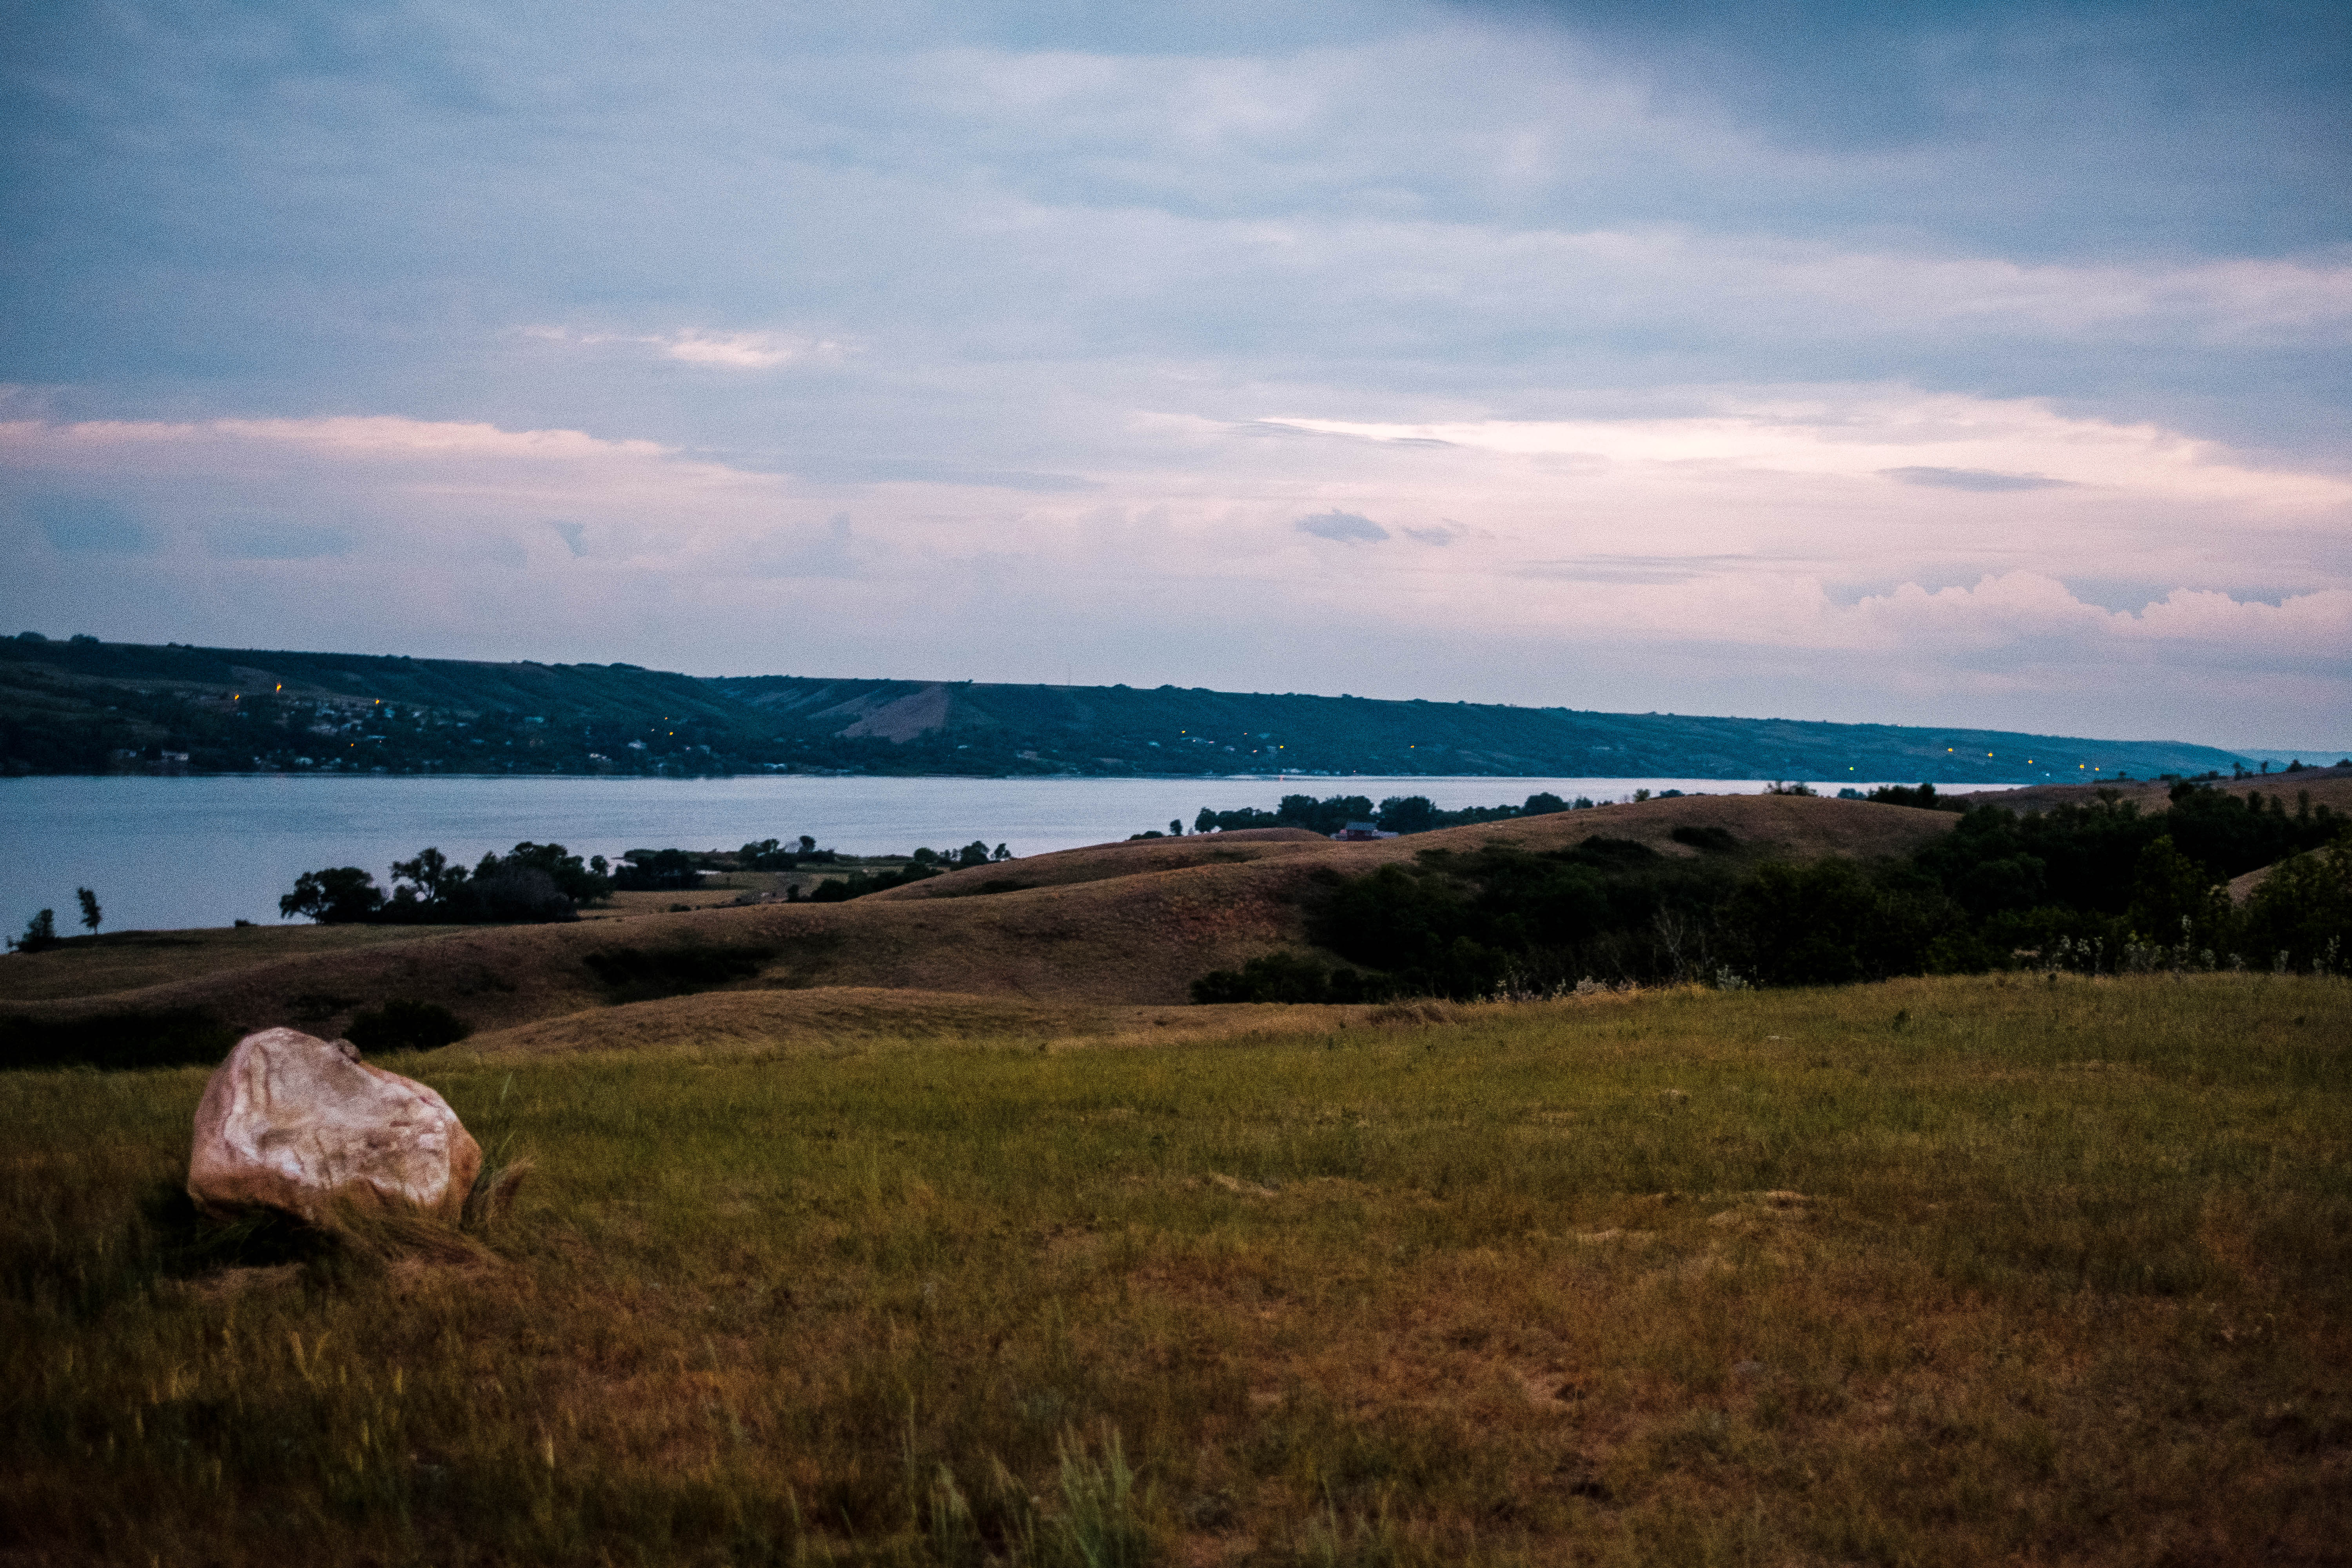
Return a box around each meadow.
[5,972,2346,1565]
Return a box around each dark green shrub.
[2124,834,2231,947]
[1190,951,1392,1004]
[345,999,472,1054]
[806,865,939,901]
[580,944,775,1002]
[0,1007,239,1071]
[452,866,576,923]
[1671,824,1739,854]
[613,848,704,891]
[1724,860,1951,986]
[2236,836,2352,972]
[1868,782,1960,811]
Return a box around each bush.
[451,866,576,924]
[1869,782,1960,811]
[1316,841,1646,996]
[0,1007,238,1071]
[1723,860,1952,986]
[806,865,940,901]
[613,848,704,891]
[580,944,775,1002]
[1190,951,1391,1004]
[344,999,472,1054]
[2238,835,2352,972]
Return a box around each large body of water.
[0,773,2004,936]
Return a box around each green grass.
[4,973,2348,1564]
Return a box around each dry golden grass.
[5,973,2346,1565]
[464,985,1493,1059]
[0,922,469,1004]
[874,829,1332,902]
[886,795,1958,905]
[579,888,752,919]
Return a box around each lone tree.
[76,887,102,935]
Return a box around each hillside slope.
[1,634,2256,781]
[1955,764,2352,817]
[1,794,1958,1039]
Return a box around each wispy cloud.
[519,326,848,370]
[1296,510,1388,543]
[1256,392,2352,510]
[1882,467,2070,493]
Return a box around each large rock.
[188,1027,483,1222]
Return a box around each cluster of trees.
[610,837,847,888]
[601,842,819,892]
[1193,783,2352,1002]
[803,840,1011,901]
[1840,782,1962,810]
[737,836,831,869]
[280,842,613,924]
[276,833,1018,920]
[9,888,105,953]
[1177,791,1602,839]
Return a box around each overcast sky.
[3,0,2346,747]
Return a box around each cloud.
[1258,391,2352,511]
[1881,466,2070,493]
[1296,510,1389,542]
[746,514,875,580]
[9,415,675,464]
[520,326,846,370]
[206,522,354,560]
[27,494,148,553]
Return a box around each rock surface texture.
[188,1027,482,1221]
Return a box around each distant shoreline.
[0,769,2047,787]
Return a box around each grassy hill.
[18,771,2349,1061]
[0,633,2263,782]
[0,792,1970,1045]
[5,973,2345,1564]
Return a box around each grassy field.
[5,972,2347,1565]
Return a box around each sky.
[2,0,2347,749]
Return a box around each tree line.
[1194,783,2351,1002]
[274,836,1017,923]
[1151,791,1612,841]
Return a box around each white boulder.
[188,1027,483,1222]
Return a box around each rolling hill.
[0,633,2265,782]
[0,791,1985,1045]
[8,772,2349,1064]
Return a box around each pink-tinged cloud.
[1259,392,2352,510]
[1,415,676,461]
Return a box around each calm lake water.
[0,773,2000,936]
